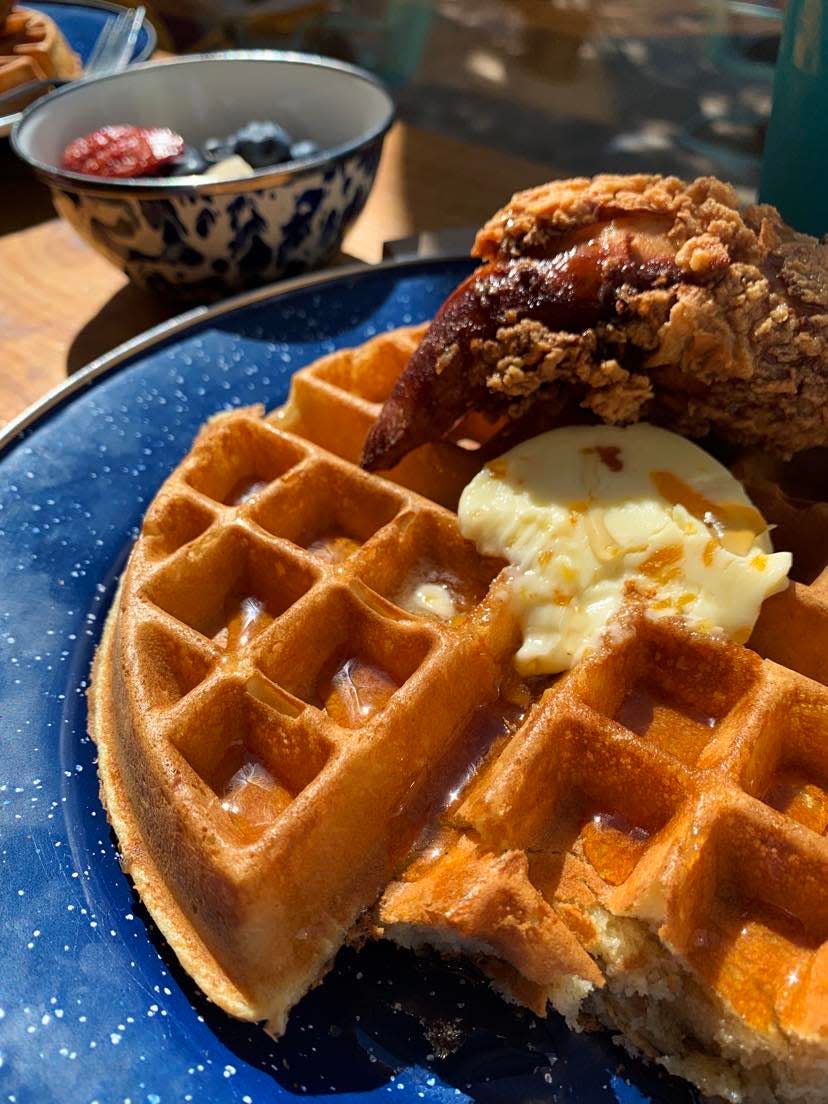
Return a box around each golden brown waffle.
[89,325,828,1102]
[89,326,519,1030]
[381,612,828,1102]
[0,7,81,97]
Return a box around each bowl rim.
[11,49,396,195]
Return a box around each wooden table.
[0,122,553,428]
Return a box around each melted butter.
[395,563,486,623]
[583,508,621,562]
[227,477,269,506]
[307,533,361,564]
[320,657,399,727]
[400,580,458,621]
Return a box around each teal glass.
[761,0,828,234]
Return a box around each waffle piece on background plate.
[0,6,82,100]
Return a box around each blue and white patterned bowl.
[12,52,394,299]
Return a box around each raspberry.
[61,125,185,179]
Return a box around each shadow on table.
[65,249,370,376]
[1,140,56,235]
[66,283,177,374]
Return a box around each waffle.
[89,325,828,1103]
[0,7,81,99]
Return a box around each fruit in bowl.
[12,52,394,299]
[61,125,185,178]
[60,120,324,180]
[191,120,321,176]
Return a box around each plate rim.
[0,254,472,458]
[0,0,157,136]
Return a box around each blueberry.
[232,120,292,169]
[164,144,210,177]
[203,135,235,163]
[289,139,321,162]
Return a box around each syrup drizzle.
[321,657,400,727]
[403,676,555,872]
[581,444,623,472]
[616,685,717,766]
[688,896,819,1032]
[218,756,292,841]
[763,766,828,835]
[650,470,767,556]
[215,596,272,651]
[581,811,652,885]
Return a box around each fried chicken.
[360,174,828,471]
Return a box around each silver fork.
[85,5,146,78]
[0,5,146,112]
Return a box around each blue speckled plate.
[0,258,699,1104]
[0,1,156,137]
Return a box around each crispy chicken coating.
[361,174,828,471]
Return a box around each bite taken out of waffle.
[89,321,828,1104]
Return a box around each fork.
[85,5,146,77]
[0,5,146,113]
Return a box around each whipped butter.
[458,424,791,674]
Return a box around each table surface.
[0,0,782,428]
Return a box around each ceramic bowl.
[12,51,394,298]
